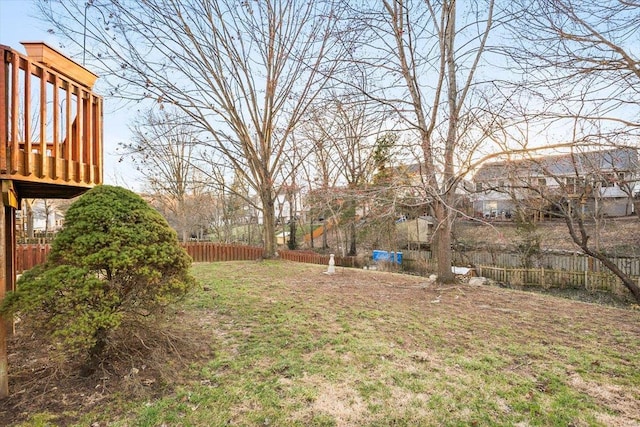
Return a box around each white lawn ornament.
[326,253,336,274]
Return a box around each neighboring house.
[33,207,65,232]
[16,200,66,239]
[471,147,640,219]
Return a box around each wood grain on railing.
[1,44,103,198]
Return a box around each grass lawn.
[5,260,640,426]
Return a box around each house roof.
[473,147,639,182]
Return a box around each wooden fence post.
[585,269,588,290]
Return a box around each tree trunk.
[322,224,328,250]
[287,190,297,250]
[434,201,455,283]
[348,222,357,256]
[261,191,276,258]
[592,250,640,303]
[288,220,297,250]
[26,203,34,239]
[310,220,314,249]
[82,327,108,377]
[44,201,50,236]
[565,216,640,304]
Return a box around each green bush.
[1,185,195,365]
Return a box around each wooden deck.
[1,43,103,396]
[0,43,103,199]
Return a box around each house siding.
[471,148,639,219]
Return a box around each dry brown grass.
[2,260,639,426]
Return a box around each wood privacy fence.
[16,244,51,274]
[15,244,637,297]
[182,242,264,262]
[15,243,357,274]
[16,243,265,273]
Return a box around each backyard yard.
[2,260,639,426]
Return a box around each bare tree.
[298,111,341,250]
[120,107,201,242]
[183,182,219,241]
[39,0,345,257]
[276,136,308,250]
[502,0,640,138]
[492,0,640,301]
[303,90,384,255]
[346,0,498,281]
[474,146,640,303]
[365,132,406,250]
[21,199,35,240]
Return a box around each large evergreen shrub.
[1,185,195,366]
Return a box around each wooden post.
[0,190,17,398]
[0,204,8,398]
[585,269,589,289]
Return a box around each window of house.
[600,173,615,187]
[476,182,483,191]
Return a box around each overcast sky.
[0,0,142,190]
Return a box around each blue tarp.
[372,250,403,264]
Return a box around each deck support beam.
[0,180,17,398]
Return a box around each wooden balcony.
[0,42,103,199]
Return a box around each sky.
[0,0,142,189]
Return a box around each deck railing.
[0,43,103,199]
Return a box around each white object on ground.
[325,253,336,274]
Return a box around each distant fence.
[457,250,640,276]
[278,250,359,267]
[14,244,638,298]
[474,266,631,296]
[183,242,264,262]
[16,244,51,274]
[404,249,640,277]
[404,250,637,297]
[183,245,360,266]
[15,244,357,273]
